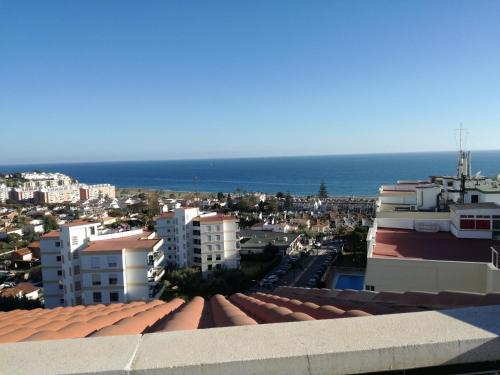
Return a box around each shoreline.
[116,187,377,200]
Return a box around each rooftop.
[60,220,97,228]
[83,233,161,253]
[40,230,60,239]
[2,286,500,345]
[373,227,498,262]
[450,202,500,210]
[196,214,238,223]
[0,283,39,298]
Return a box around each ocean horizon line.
[2,148,500,167]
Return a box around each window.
[207,235,212,242]
[69,268,72,276]
[365,285,375,291]
[194,247,201,254]
[447,181,453,187]
[90,227,95,235]
[71,236,78,246]
[74,265,80,275]
[91,257,100,269]
[471,195,479,204]
[73,251,79,259]
[207,255,212,261]
[110,292,119,302]
[76,296,82,305]
[193,257,201,263]
[75,281,81,291]
[216,264,221,270]
[107,256,118,268]
[476,220,491,230]
[55,241,61,247]
[216,235,221,241]
[92,274,101,286]
[57,270,62,276]
[59,298,65,305]
[216,244,221,251]
[207,264,212,271]
[58,284,63,290]
[109,274,118,285]
[93,292,102,303]
[207,245,212,251]
[216,225,221,232]
[216,254,221,261]
[206,225,211,232]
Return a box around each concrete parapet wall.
[1,306,500,374]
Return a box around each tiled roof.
[0,283,40,299]
[14,248,32,256]
[196,214,238,223]
[1,287,500,344]
[41,230,60,239]
[60,220,97,228]
[82,234,161,253]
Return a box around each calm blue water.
[1,151,499,196]
[335,275,365,290]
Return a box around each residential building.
[366,150,500,294]
[40,221,164,308]
[155,208,241,273]
[0,282,40,300]
[0,184,8,203]
[239,229,301,256]
[79,184,116,200]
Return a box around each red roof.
[373,228,498,262]
[41,230,60,239]
[61,220,96,228]
[197,214,238,223]
[1,286,499,344]
[82,233,161,253]
[14,248,32,256]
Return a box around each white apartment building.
[156,208,240,273]
[79,184,116,200]
[366,150,500,294]
[0,184,8,203]
[40,221,164,308]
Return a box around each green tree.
[276,192,284,199]
[217,192,224,201]
[318,180,328,198]
[284,192,293,210]
[42,215,58,232]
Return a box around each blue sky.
[1,0,500,164]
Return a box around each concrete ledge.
[1,306,500,374]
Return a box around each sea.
[1,151,500,197]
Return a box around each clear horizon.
[1,148,499,167]
[1,1,500,164]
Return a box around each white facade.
[40,222,164,307]
[40,234,64,308]
[0,184,8,203]
[156,208,241,273]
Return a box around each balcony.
[147,267,165,283]
[147,250,165,267]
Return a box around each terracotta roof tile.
[2,286,500,344]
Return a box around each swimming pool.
[335,274,365,290]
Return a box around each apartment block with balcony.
[156,208,240,273]
[40,221,164,307]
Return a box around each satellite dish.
[475,171,481,179]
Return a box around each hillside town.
[0,170,376,308]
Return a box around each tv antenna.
[455,124,468,151]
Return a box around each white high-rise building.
[0,184,8,203]
[156,208,241,273]
[40,221,164,308]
